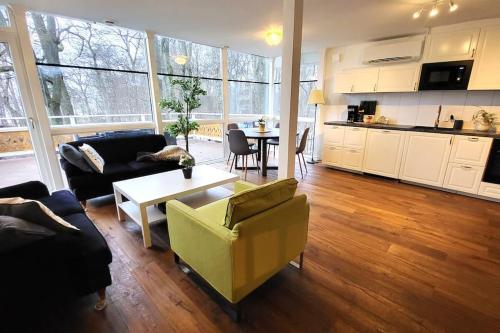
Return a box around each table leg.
[114,187,125,222]
[261,139,268,176]
[257,139,262,161]
[140,205,152,248]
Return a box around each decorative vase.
[182,167,192,179]
[473,122,491,132]
[258,123,266,132]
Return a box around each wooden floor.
[24,162,500,333]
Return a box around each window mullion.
[145,30,163,135]
[221,46,230,157]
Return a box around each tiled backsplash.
[322,90,500,131]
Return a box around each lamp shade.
[307,89,325,105]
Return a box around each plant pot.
[182,167,192,179]
[258,123,266,132]
[473,122,491,132]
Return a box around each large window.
[155,36,223,120]
[228,50,269,117]
[27,13,152,126]
[273,53,319,155]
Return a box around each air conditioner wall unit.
[362,37,424,65]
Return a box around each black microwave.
[418,60,473,91]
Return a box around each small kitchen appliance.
[347,105,359,123]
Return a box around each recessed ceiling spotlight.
[429,4,439,17]
[412,9,423,19]
[449,0,458,12]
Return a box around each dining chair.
[226,123,255,165]
[296,128,310,178]
[267,122,280,159]
[228,130,259,180]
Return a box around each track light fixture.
[411,0,459,19]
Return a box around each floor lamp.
[307,89,325,164]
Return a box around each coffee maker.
[347,105,359,123]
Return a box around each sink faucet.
[434,105,442,129]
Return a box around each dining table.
[237,128,280,176]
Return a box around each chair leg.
[273,145,276,158]
[244,155,248,180]
[227,152,232,165]
[254,153,260,174]
[229,154,236,172]
[289,252,304,270]
[301,153,308,173]
[174,253,180,264]
[95,288,107,311]
[297,153,303,178]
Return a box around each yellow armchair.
[166,180,309,307]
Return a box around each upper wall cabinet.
[377,64,420,93]
[425,28,480,62]
[333,68,379,93]
[469,25,500,90]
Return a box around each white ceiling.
[5,0,500,57]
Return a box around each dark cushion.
[66,134,167,164]
[39,190,84,216]
[0,181,49,200]
[0,200,80,234]
[0,215,56,254]
[59,144,93,173]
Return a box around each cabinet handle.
[414,82,417,91]
[373,83,377,92]
[449,137,453,145]
[471,48,476,58]
[382,130,391,133]
[350,84,354,93]
[467,137,479,142]
[351,128,360,131]
[350,149,357,153]
[460,165,472,170]
[331,126,338,129]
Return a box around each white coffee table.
[113,165,239,248]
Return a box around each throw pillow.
[152,145,192,162]
[224,178,298,229]
[79,143,105,173]
[0,197,80,233]
[0,215,56,253]
[59,144,93,172]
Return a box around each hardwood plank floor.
[19,162,500,332]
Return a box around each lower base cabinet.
[341,148,364,171]
[323,145,342,166]
[478,182,500,199]
[443,163,484,194]
[362,129,405,179]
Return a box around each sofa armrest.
[0,181,50,199]
[234,180,258,194]
[166,200,235,300]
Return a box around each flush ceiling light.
[449,0,458,12]
[412,9,423,19]
[264,26,283,46]
[174,55,188,65]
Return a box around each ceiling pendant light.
[264,26,283,46]
[429,3,439,17]
[412,9,423,19]
[449,0,458,12]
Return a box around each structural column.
[145,31,163,134]
[278,0,303,179]
[221,46,230,157]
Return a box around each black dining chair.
[267,122,280,159]
[296,128,310,178]
[226,123,255,165]
[228,130,259,180]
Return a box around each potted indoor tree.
[160,78,207,152]
[179,154,195,179]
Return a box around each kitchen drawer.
[449,136,492,166]
[478,182,500,200]
[323,145,343,166]
[324,125,345,145]
[343,127,367,148]
[341,148,364,171]
[443,163,484,194]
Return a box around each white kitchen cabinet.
[341,148,364,171]
[333,70,356,93]
[352,68,379,93]
[377,64,420,92]
[478,182,500,200]
[333,68,379,93]
[343,127,367,148]
[324,125,345,145]
[400,132,453,187]
[469,25,500,90]
[443,163,484,194]
[323,145,343,166]
[449,136,492,166]
[425,28,480,62]
[362,129,406,178]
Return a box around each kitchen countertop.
[323,121,500,138]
